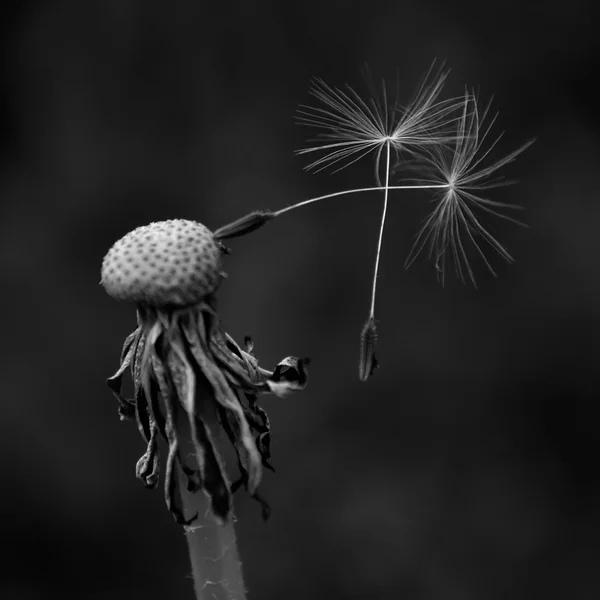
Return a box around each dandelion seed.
[214,210,277,241]
[211,64,533,379]
[294,62,469,378]
[295,60,464,177]
[404,91,535,286]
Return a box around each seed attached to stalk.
[212,66,533,380]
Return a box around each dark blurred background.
[1,1,599,599]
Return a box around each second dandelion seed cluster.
[216,62,534,380]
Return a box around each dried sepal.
[151,347,200,525]
[168,329,233,523]
[106,328,141,420]
[182,314,262,495]
[210,333,262,393]
[194,301,311,398]
[119,328,140,363]
[191,412,232,522]
[218,403,273,521]
[131,330,146,397]
[107,296,308,525]
[243,392,273,468]
[135,424,160,489]
[135,359,162,489]
[133,384,153,443]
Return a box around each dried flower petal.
[106,296,307,524]
[135,424,160,489]
[106,329,140,420]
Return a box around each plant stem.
[177,401,246,599]
[180,484,246,600]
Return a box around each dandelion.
[404,91,535,285]
[101,219,309,599]
[101,62,533,599]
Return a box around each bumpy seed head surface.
[101,220,223,306]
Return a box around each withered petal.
[266,356,310,398]
[107,329,140,420]
[145,356,168,442]
[134,385,152,442]
[216,405,250,487]
[120,328,141,363]
[131,332,146,397]
[151,355,198,525]
[168,332,234,523]
[166,459,198,526]
[108,295,309,525]
[245,393,274,468]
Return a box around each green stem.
[180,486,246,600]
[178,401,246,599]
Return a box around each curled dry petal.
[106,297,309,523]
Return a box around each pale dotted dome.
[101,220,223,306]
